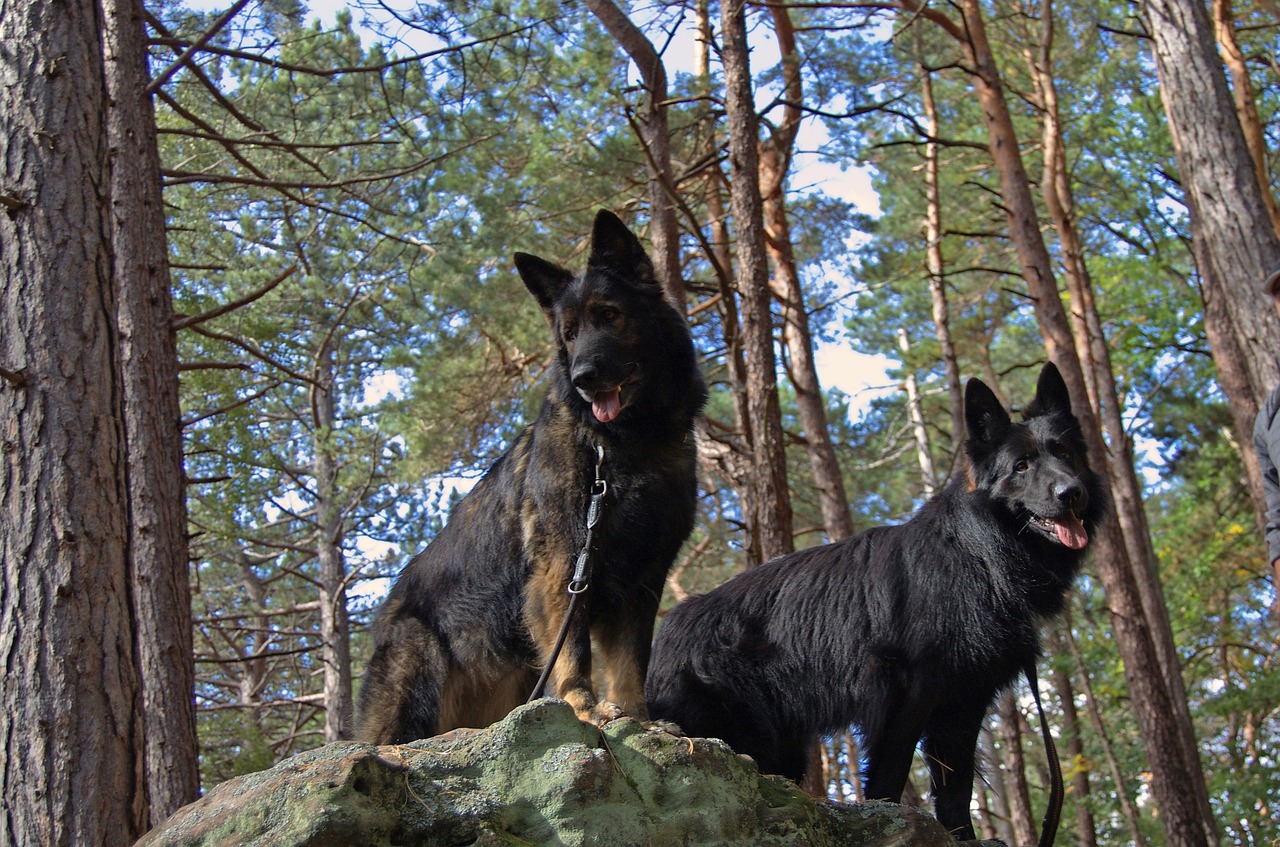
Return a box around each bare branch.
[147,0,254,95]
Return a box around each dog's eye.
[563,326,577,343]
[1014,459,1030,473]
[598,307,619,323]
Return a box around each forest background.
[1,0,1278,845]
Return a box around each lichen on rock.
[137,700,986,847]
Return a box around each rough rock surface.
[137,700,987,847]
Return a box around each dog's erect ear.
[587,209,657,286]
[1024,362,1073,420]
[514,252,574,313]
[964,377,1011,452]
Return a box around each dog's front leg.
[524,569,605,724]
[591,600,658,722]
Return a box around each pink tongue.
[1054,514,1089,550]
[592,388,621,423]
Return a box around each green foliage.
[149,0,1280,839]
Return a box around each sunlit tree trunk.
[104,0,200,819]
[898,330,937,497]
[759,3,855,545]
[720,0,793,562]
[920,65,964,473]
[692,0,758,562]
[1,0,149,840]
[1029,3,1217,828]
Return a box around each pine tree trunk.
[1,0,149,840]
[1045,628,1098,847]
[581,0,684,305]
[1142,0,1280,407]
[1063,616,1148,847]
[920,65,965,473]
[1210,0,1280,239]
[996,692,1037,847]
[102,0,200,820]
[313,347,353,742]
[1030,7,1219,832]
[944,1,1218,842]
[720,0,793,561]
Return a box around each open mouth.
[1028,511,1089,550]
[578,385,623,423]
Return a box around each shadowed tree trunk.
[1142,0,1280,407]
[897,1,1219,842]
[1,0,150,841]
[996,691,1037,847]
[1211,0,1280,239]
[759,2,855,544]
[104,0,200,819]
[1045,627,1098,847]
[1062,615,1148,846]
[720,0,793,562]
[582,0,684,305]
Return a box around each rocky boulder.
[137,700,986,847]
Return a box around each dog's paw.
[585,699,628,726]
[641,718,685,736]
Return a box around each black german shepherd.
[356,210,706,743]
[645,363,1104,839]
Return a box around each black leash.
[1024,659,1064,847]
[527,444,608,704]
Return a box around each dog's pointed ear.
[514,252,574,313]
[1024,362,1073,420]
[587,209,658,286]
[964,377,1011,454]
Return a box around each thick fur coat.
[357,211,706,743]
[645,364,1105,839]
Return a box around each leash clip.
[570,445,607,593]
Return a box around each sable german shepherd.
[645,363,1105,840]
[356,210,706,743]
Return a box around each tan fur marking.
[437,661,536,732]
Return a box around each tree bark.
[1,0,149,841]
[1142,0,1280,407]
[1062,616,1148,847]
[759,3,855,543]
[582,0,684,305]
[1029,4,1218,832]
[920,64,965,473]
[920,1,1220,842]
[1045,629,1098,847]
[720,0,793,561]
[897,330,937,496]
[996,692,1037,847]
[103,0,200,820]
[313,345,353,742]
[1211,0,1280,240]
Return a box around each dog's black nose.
[572,364,599,392]
[1055,480,1085,512]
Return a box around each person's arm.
[1254,393,1280,566]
